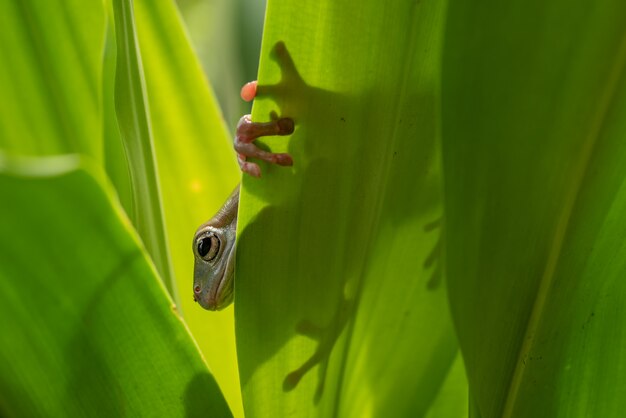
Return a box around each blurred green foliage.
[177,0,266,127]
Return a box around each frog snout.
[193,283,218,310]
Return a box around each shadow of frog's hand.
[255,41,308,100]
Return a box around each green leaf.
[0,0,104,157]
[111,0,176,299]
[235,0,465,416]
[442,0,626,416]
[0,154,231,417]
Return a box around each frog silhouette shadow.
[236,41,361,404]
[236,41,444,404]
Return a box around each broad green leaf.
[235,0,465,416]
[0,154,230,417]
[442,0,626,417]
[133,0,242,413]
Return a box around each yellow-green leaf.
[442,0,626,416]
[0,154,231,417]
[235,1,465,416]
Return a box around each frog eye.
[197,234,220,262]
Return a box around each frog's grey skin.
[192,108,294,310]
[192,186,240,310]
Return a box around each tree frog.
[192,81,295,310]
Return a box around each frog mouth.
[211,249,235,310]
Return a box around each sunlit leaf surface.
[0,155,230,417]
[235,0,466,416]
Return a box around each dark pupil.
[198,237,212,257]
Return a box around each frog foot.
[236,81,295,177]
